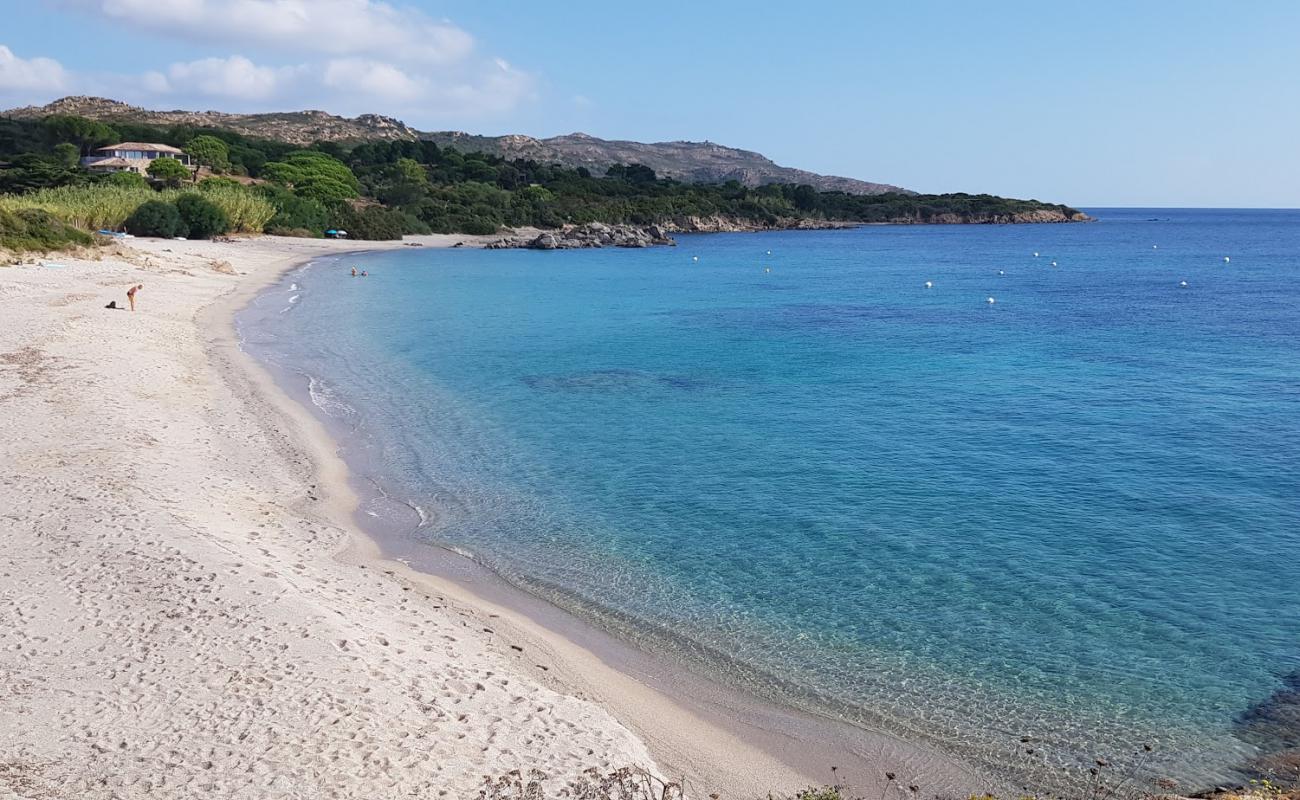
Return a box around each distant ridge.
[421,131,909,195]
[4,96,909,195]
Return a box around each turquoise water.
[240,209,1300,790]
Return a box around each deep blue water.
[240,209,1300,788]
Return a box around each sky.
[1,0,1297,207]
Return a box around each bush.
[329,204,407,240]
[175,193,230,239]
[125,200,185,237]
[103,171,150,189]
[0,207,94,251]
[194,184,274,233]
[460,217,499,235]
[197,176,241,190]
[259,185,328,235]
[265,226,316,238]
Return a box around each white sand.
[0,235,829,799]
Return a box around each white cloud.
[0,45,68,92]
[18,3,539,122]
[146,56,304,101]
[421,57,535,117]
[323,59,422,101]
[71,0,474,64]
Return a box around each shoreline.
[218,246,835,795]
[232,243,988,796]
[1,232,982,799]
[1,234,654,798]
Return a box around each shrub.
[125,200,185,237]
[103,171,150,189]
[175,193,230,239]
[329,204,406,240]
[0,207,94,251]
[265,226,316,238]
[259,185,328,235]
[458,217,499,235]
[195,184,275,233]
[198,176,241,190]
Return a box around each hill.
[5,97,907,195]
[4,96,420,145]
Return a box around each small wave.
[288,294,300,304]
[408,501,431,527]
[444,544,479,562]
[306,374,357,419]
[289,283,299,291]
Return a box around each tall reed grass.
[0,184,155,231]
[0,182,275,234]
[194,183,275,233]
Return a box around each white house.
[81,142,193,175]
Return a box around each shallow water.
[239,209,1300,791]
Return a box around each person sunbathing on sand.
[127,283,143,311]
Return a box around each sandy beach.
[0,234,979,800]
[0,235,799,799]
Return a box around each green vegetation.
[175,193,229,239]
[1,184,157,230]
[146,156,190,188]
[186,135,231,173]
[195,182,275,233]
[0,112,1084,251]
[0,207,93,252]
[261,150,359,203]
[104,171,149,189]
[0,182,271,236]
[125,200,185,238]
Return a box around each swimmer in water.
[351,267,357,277]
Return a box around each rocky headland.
[481,209,1088,250]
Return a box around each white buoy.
[998,270,1005,276]
[987,296,996,304]
[1051,260,1058,267]
[1153,245,1158,249]
[1179,280,1188,288]
[1033,252,1039,257]
[924,281,933,289]
[766,250,772,256]
[692,256,699,262]
[1223,256,1230,263]
[764,267,771,273]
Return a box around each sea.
[237,208,1300,791]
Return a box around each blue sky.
[1,0,1297,207]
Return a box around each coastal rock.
[1234,670,1300,781]
[484,224,676,251]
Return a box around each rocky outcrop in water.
[485,223,676,250]
[661,216,863,233]
[1235,670,1300,782]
